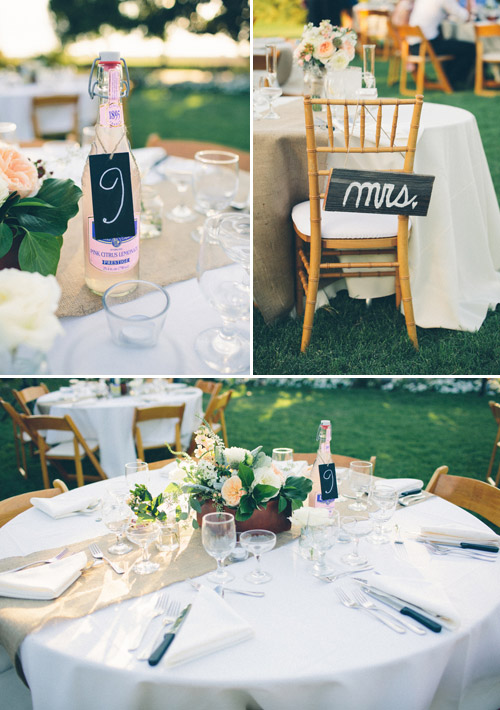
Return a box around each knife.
[398,488,423,498]
[359,585,442,633]
[425,540,499,553]
[148,604,192,666]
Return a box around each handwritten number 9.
[322,468,335,496]
[100,167,124,225]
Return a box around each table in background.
[1,472,500,710]
[35,386,203,477]
[253,97,500,329]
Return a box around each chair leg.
[433,57,453,93]
[220,411,229,447]
[415,61,425,95]
[400,45,409,95]
[397,225,418,349]
[395,264,401,309]
[295,233,305,317]
[40,451,51,489]
[301,275,319,352]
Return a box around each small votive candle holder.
[102,280,169,348]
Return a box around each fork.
[89,543,124,574]
[335,587,406,634]
[136,600,181,660]
[1,547,69,575]
[425,542,497,562]
[352,589,425,635]
[128,593,171,651]
[319,566,373,583]
[393,524,408,558]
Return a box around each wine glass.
[309,511,339,577]
[201,512,236,584]
[195,212,250,373]
[126,520,160,574]
[370,484,398,544]
[163,166,196,223]
[102,498,133,554]
[341,516,373,566]
[240,529,276,584]
[258,76,282,120]
[191,150,239,243]
[348,460,373,511]
[125,460,149,491]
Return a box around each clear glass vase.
[303,65,326,111]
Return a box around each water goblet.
[258,75,282,120]
[126,520,160,574]
[240,529,276,584]
[309,510,339,577]
[202,512,236,584]
[370,484,398,544]
[163,166,196,223]
[102,498,133,554]
[191,150,239,243]
[348,460,373,511]
[341,516,373,566]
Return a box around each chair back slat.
[343,104,350,149]
[360,104,365,150]
[427,466,500,528]
[12,384,49,415]
[375,104,382,148]
[475,24,500,39]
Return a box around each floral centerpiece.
[170,425,313,533]
[294,20,357,77]
[0,144,82,275]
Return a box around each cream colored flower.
[221,475,244,507]
[290,507,330,527]
[224,446,250,468]
[252,466,281,496]
[328,49,350,71]
[0,173,9,207]
[314,40,335,61]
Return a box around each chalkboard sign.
[89,152,136,241]
[323,168,434,217]
[319,463,338,503]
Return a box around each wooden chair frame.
[204,390,233,446]
[22,414,106,489]
[0,398,33,479]
[487,401,500,487]
[0,479,68,528]
[133,404,186,461]
[146,134,250,172]
[426,465,500,528]
[32,94,80,140]
[12,384,49,416]
[398,26,454,95]
[295,95,423,352]
[475,24,500,96]
[355,8,391,59]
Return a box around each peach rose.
[316,40,335,60]
[221,475,244,507]
[343,39,355,62]
[0,146,39,199]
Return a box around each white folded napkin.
[31,495,100,519]
[165,586,254,666]
[382,478,424,494]
[418,524,500,546]
[365,575,460,629]
[0,552,87,600]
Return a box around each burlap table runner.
[0,524,296,684]
[56,171,249,318]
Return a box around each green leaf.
[238,463,254,490]
[238,493,256,515]
[17,231,62,275]
[189,496,202,513]
[235,507,255,522]
[11,178,82,236]
[278,494,288,514]
[252,484,279,504]
[0,223,13,258]
[35,178,82,219]
[192,519,200,529]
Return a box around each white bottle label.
[87,213,140,272]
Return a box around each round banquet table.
[1,470,500,710]
[35,385,203,478]
[253,97,500,330]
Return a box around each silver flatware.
[353,589,426,635]
[424,542,497,562]
[136,600,181,660]
[358,583,442,632]
[319,565,373,583]
[89,542,124,574]
[188,578,264,598]
[335,587,406,634]
[128,592,171,651]
[148,603,192,666]
[398,493,426,507]
[0,547,69,575]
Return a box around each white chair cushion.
[292,200,400,239]
[46,440,98,458]
[483,52,500,62]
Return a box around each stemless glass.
[370,484,398,544]
[348,460,373,511]
[102,498,133,554]
[126,520,160,574]
[191,151,239,242]
[196,212,250,373]
[309,511,339,577]
[272,448,294,474]
[341,516,373,566]
[202,512,236,584]
[240,529,276,584]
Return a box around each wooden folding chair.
[386,19,403,87]
[398,26,454,95]
[0,479,68,528]
[146,134,250,172]
[32,94,80,140]
[195,379,223,412]
[0,398,33,479]
[474,24,500,96]
[293,95,424,352]
[22,415,106,489]
[426,465,500,528]
[355,8,391,59]
[12,383,49,416]
[133,404,186,461]
[486,401,500,487]
[204,390,233,446]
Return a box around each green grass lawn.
[253,58,500,375]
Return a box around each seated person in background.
[408,0,476,89]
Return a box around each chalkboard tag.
[319,463,338,502]
[89,152,135,240]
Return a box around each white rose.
[224,446,250,468]
[0,269,62,352]
[168,466,186,485]
[290,507,331,527]
[328,49,350,71]
[0,174,9,208]
[252,466,282,495]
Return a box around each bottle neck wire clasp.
[88,57,131,100]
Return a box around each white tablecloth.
[35,387,203,477]
[1,478,500,710]
[0,77,97,141]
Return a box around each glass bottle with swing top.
[82,51,140,295]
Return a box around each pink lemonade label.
[88,214,139,273]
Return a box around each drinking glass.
[341,516,373,566]
[0,122,17,144]
[103,280,170,348]
[309,511,339,577]
[191,151,239,242]
[253,87,270,120]
[348,460,373,511]
[362,44,376,90]
[102,498,133,554]
[202,512,236,584]
[266,44,278,83]
[195,212,250,373]
[272,448,294,474]
[125,460,149,491]
[156,521,180,552]
[126,520,160,574]
[163,167,196,222]
[140,186,164,239]
[240,529,276,584]
[370,484,398,544]
[258,76,282,119]
[335,467,349,503]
